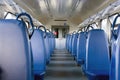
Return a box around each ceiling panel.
[12,0,116,25]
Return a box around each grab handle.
[16,13,34,38]
[112,14,120,39]
[38,25,47,38]
[85,25,94,32]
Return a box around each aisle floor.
[44,49,87,80]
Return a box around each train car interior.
[1,0,120,80]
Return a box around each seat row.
[0,13,55,80]
[66,14,120,80]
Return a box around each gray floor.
[44,49,87,80]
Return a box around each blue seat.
[71,34,75,55]
[48,32,54,55]
[67,34,70,52]
[72,33,79,57]
[110,14,120,80]
[46,29,55,55]
[110,31,118,80]
[110,29,118,80]
[51,33,55,53]
[44,33,51,64]
[0,13,33,80]
[69,34,74,53]
[38,26,51,64]
[86,29,110,80]
[68,35,72,52]
[65,34,68,50]
[115,33,120,80]
[66,34,70,50]
[46,32,52,56]
[30,28,46,79]
[52,34,55,50]
[77,32,86,65]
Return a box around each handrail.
[16,13,34,39]
[38,25,47,38]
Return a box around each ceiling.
[1,0,117,26]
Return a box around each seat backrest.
[68,35,72,53]
[48,32,53,55]
[116,31,120,80]
[110,14,120,80]
[51,33,55,53]
[110,25,120,80]
[71,34,75,55]
[110,29,118,80]
[44,33,51,64]
[30,29,46,75]
[65,35,67,49]
[70,34,74,53]
[77,32,87,65]
[53,35,55,50]
[0,19,33,80]
[68,35,71,52]
[67,35,70,50]
[86,29,110,74]
[72,33,79,57]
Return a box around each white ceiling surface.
[0,0,116,26]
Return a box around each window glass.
[109,14,120,25]
[4,12,16,19]
[101,19,108,33]
[91,23,98,29]
[101,18,111,40]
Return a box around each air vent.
[54,20,67,21]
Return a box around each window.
[109,14,120,25]
[91,23,98,29]
[101,18,111,40]
[4,12,16,19]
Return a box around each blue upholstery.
[69,34,74,53]
[110,38,117,80]
[110,25,120,80]
[65,35,67,49]
[48,32,54,55]
[65,34,69,50]
[68,35,72,52]
[46,32,52,56]
[65,34,68,50]
[68,35,71,50]
[30,29,46,77]
[52,34,55,50]
[51,33,55,53]
[68,35,70,52]
[86,29,110,80]
[0,19,33,80]
[116,35,120,80]
[110,14,120,80]
[71,34,75,55]
[77,32,86,65]
[49,33,52,53]
[46,32,55,56]
[110,30,117,80]
[44,33,51,64]
[72,33,79,57]
[67,35,70,50]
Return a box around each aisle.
[44,49,87,80]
